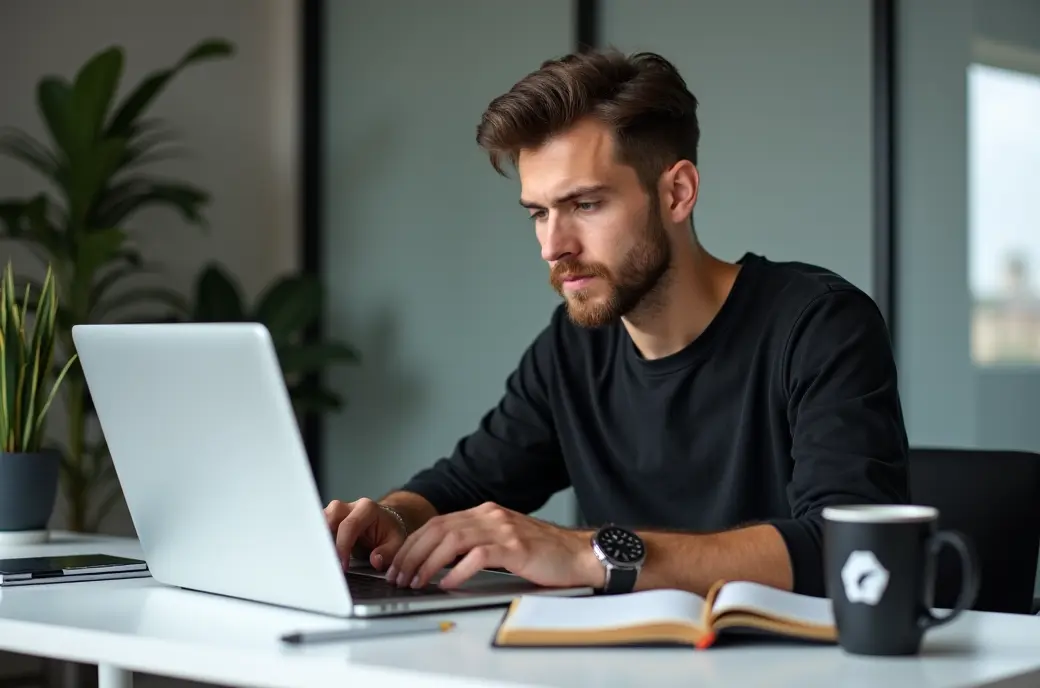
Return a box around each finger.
[438,545,505,589]
[386,518,432,582]
[388,506,476,581]
[369,540,401,572]
[324,500,350,532]
[390,519,458,587]
[334,499,377,567]
[410,528,482,588]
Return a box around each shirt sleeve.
[398,309,570,516]
[769,287,911,597]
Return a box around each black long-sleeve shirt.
[400,252,910,597]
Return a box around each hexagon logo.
[840,550,890,605]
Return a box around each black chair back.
[909,447,1040,614]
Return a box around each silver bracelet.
[379,504,409,537]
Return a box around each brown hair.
[475,49,700,192]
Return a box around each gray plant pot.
[0,450,60,541]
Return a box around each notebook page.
[711,581,833,626]
[503,590,706,631]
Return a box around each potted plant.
[0,262,78,543]
[188,262,360,416]
[0,38,233,532]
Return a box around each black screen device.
[0,554,149,586]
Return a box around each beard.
[548,204,673,328]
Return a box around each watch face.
[596,525,645,565]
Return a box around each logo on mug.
[841,550,890,605]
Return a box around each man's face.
[517,119,672,328]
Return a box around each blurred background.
[0,0,1038,682]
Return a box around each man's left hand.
[385,501,605,590]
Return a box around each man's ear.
[661,160,699,225]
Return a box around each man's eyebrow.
[519,184,609,209]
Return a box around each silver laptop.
[71,322,592,618]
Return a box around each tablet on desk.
[0,554,150,586]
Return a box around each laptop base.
[345,564,592,617]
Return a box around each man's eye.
[529,210,547,221]
[576,201,599,212]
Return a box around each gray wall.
[320,0,876,524]
[599,0,875,295]
[321,0,577,524]
[895,0,977,447]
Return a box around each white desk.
[0,533,1039,688]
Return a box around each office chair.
[908,447,1040,615]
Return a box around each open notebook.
[492,580,836,649]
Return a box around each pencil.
[280,620,456,645]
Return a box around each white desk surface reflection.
[0,533,1037,688]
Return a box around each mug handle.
[918,530,980,630]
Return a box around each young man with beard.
[324,49,910,599]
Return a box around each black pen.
[280,620,456,645]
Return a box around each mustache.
[549,260,611,285]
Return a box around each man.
[325,49,909,599]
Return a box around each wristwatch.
[591,524,646,594]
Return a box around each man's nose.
[539,215,578,263]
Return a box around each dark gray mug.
[822,505,979,656]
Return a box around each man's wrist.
[378,503,409,537]
[574,530,608,589]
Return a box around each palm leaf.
[71,46,124,143]
[0,201,26,238]
[0,128,60,180]
[278,343,360,376]
[106,38,234,137]
[92,176,209,229]
[191,264,245,321]
[92,286,189,322]
[253,275,322,343]
[75,228,128,282]
[36,77,79,164]
[289,382,343,414]
[89,261,162,311]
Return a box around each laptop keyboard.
[346,571,450,600]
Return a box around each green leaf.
[20,194,69,262]
[92,176,209,229]
[120,121,184,170]
[68,136,128,228]
[0,128,60,180]
[76,228,127,280]
[0,262,71,452]
[278,342,360,376]
[253,275,322,343]
[71,46,124,143]
[178,38,236,65]
[0,201,26,238]
[89,261,161,312]
[37,77,79,163]
[106,38,234,138]
[192,264,245,321]
[288,382,343,414]
[93,286,188,322]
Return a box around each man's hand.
[386,501,605,590]
[324,498,408,571]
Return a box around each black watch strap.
[605,566,638,594]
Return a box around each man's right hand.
[324,498,407,572]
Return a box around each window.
[969,58,1040,366]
